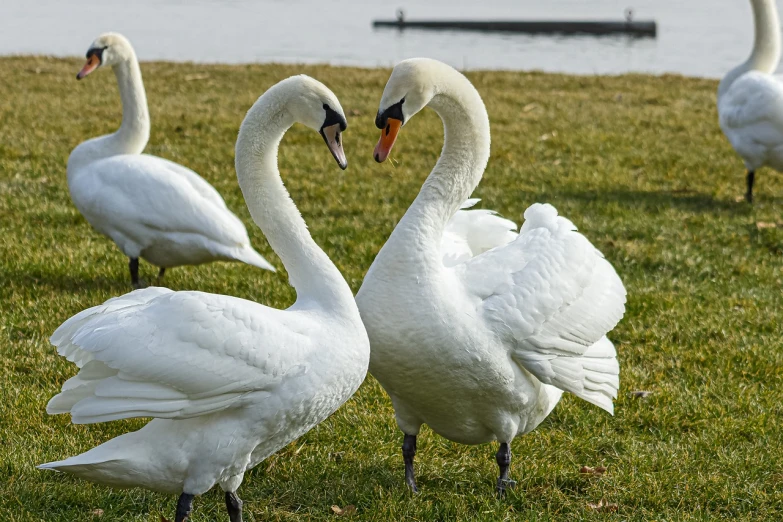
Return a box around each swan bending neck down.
[374,59,490,244]
[357,58,626,494]
[39,76,368,522]
[66,32,274,286]
[718,0,783,203]
[235,80,349,300]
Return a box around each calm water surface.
[1,0,781,77]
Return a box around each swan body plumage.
[67,33,273,284]
[718,0,783,202]
[69,153,272,269]
[40,75,368,521]
[357,58,626,491]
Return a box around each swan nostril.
[335,133,340,145]
[374,153,380,162]
[385,124,391,136]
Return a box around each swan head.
[76,32,135,80]
[373,58,443,163]
[281,75,348,170]
[241,75,348,170]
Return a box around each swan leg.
[402,433,418,492]
[129,257,140,288]
[225,491,243,522]
[495,442,516,496]
[746,170,755,203]
[157,267,166,285]
[173,493,195,522]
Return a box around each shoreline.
[0,54,724,80]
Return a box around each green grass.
[1,56,782,521]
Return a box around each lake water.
[1,0,780,78]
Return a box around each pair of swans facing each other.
[41,56,626,520]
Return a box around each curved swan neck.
[235,96,354,309]
[749,0,781,72]
[721,0,781,96]
[401,71,490,241]
[113,57,150,152]
[68,54,150,174]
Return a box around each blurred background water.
[1,0,780,77]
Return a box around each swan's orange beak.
[373,118,402,163]
[77,54,100,80]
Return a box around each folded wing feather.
[456,203,626,413]
[48,287,310,424]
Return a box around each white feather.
[441,198,518,267]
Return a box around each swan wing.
[143,154,229,210]
[441,199,519,267]
[72,155,251,248]
[456,203,626,412]
[719,72,783,151]
[47,288,311,424]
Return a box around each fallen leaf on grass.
[523,103,540,112]
[184,73,209,81]
[735,195,746,202]
[329,451,344,462]
[91,509,104,517]
[580,465,607,476]
[587,499,619,513]
[756,221,781,229]
[629,390,654,398]
[331,504,357,516]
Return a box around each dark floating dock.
[373,9,657,38]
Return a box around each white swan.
[68,33,274,286]
[718,0,783,203]
[39,76,368,522]
[356,59,626,494]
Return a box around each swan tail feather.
[232,247,275,272]
[37,431,162,490]
[556,337,619,414]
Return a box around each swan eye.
[375,98,406,129]
[321,104,347,131]
[85,46,107,62]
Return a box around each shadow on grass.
[1,265,130,295]
[533,188,752,215]
[747,224,783,256]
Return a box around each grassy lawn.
[1,56,782,521]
